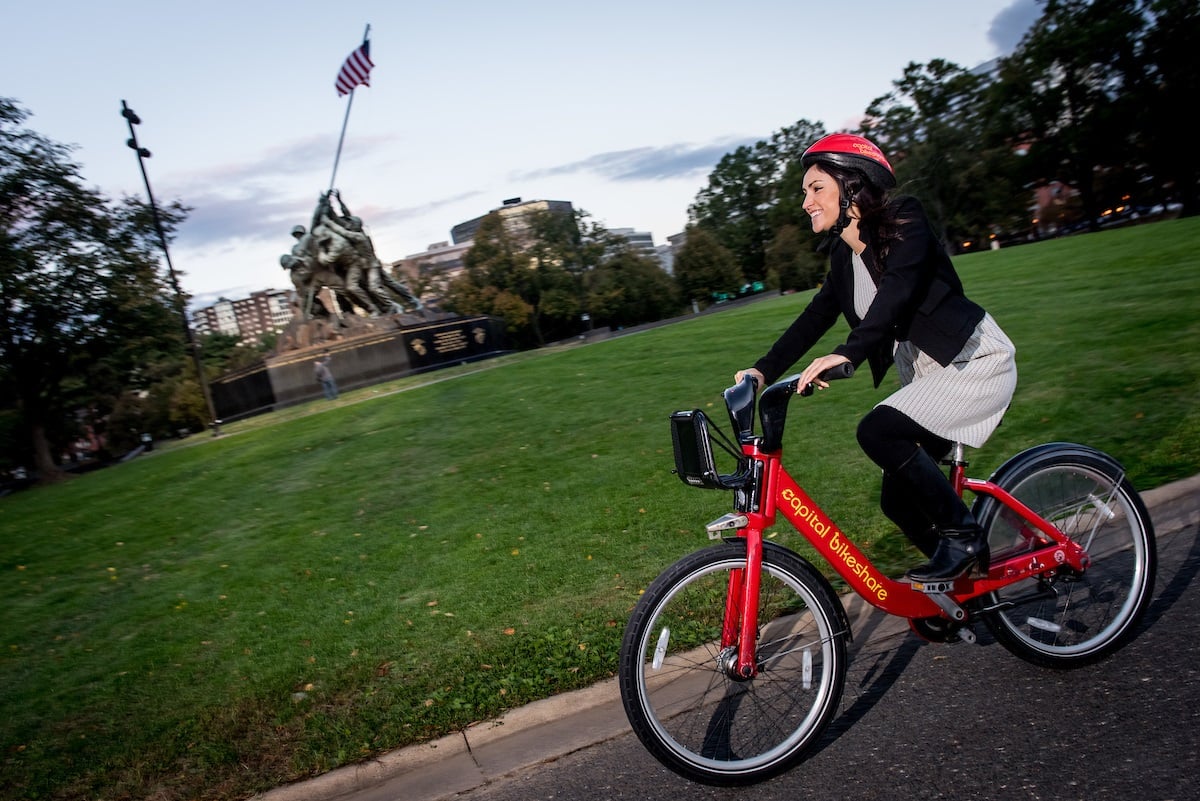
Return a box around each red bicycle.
[618,366,1157,785]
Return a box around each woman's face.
[802,164,841,234]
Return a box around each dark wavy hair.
[813,161,911,271]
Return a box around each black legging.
[856,404,952,473]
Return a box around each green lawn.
[2,217,1198,801]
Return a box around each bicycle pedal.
[909,584,967,622]
[910,580,954,594]
[706,513,748,539]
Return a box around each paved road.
[262,476,1200,801]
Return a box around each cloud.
[164,133,483,251]
[351,191,486,229]
[170,135,749,254]
[170,134,398,188]
[173,187,301,246]
[989,0,1041,54]
[515,138,758,183]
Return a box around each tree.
[585,247,680,329]
[199,331,263,372]
[671,227,743,307]
[862,58,1031,252]
[524,209,604,341]
[690,145,771,283]
[764,224,823,293]
[0,98,187,481]
[690,120,826,282]
[1138,0,1200,216]
[443,213,539,346]
[442,210,573,348]
[443,208,682,346]
[993,0,1148,233]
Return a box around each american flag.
[335,41,373,97]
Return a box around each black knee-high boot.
[893,447,989,582]
[879,473,939,558]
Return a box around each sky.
[4,0,1041,310]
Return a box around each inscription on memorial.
[402,316,504,370]
[433,328,469,354]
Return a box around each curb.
[257,473,1200,801]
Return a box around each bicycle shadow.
[804,597,927,756]
[1140,522,1200,629]
[809,522,1199,758]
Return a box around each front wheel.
[618,541,849,785]
[974,443,1157,669]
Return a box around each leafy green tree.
[992,0,1148,233]
[0,98,189,480]
[764,223,823,293]
[552,212,686,330]
[524,209,604,341]
[443,213,539,345]
[198,332,244,370]
[1138,0,1200,216]
[863,58,1029,251]
[444,208,681,346]
[586,247,680,329]
[672,227,743,307]
[690,120,825,282]
[198,331,264,372]
[689,145,772,284]
[768,137,823,234]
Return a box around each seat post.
[946,442,968,495]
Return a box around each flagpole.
[328,91,354,192]
[329,23,371,192]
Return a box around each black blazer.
[754,196,985,388]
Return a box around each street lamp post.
[120,100,221,437]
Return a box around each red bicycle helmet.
[801,133,896,189]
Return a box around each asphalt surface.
[256,473,1200,801]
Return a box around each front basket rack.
[669,409,752,490]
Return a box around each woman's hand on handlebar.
[798,354,851,393]
[734,367,766,391]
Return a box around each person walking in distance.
[314,353,338,400]
[734,133,1017,583]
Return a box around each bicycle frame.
[628,372,1155,786]
[718,428,1091,679]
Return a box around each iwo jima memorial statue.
[207,190,508,421]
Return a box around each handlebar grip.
[798,362,855,396]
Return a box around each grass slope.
[1,217,1198,800]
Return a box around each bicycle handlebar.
[742,363,856,453]
[796,361,855,397]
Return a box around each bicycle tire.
[618,541,849,785]
[973,443,1157,669]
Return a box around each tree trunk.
[30,422,66,484]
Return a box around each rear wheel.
[974,443,1156,669]
[618,541,848,785]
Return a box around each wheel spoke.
[619,543,848,784]
[977,448,1156,668]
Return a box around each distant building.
[394,198,578,304]
[659,231,688,276]
[250,198,681,315]
[391,240,473,307]
[450,197,575,245]
[607,227,660,262]
[190,288,293,344]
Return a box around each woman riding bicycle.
[735,133,1017,583]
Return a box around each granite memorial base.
[209,315,508,422]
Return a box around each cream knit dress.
[852,253,1017,448]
